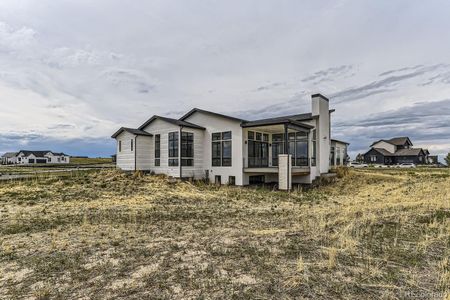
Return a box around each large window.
[131,139,133,152]
[290,132,308,166]
[181,132,194,166]
[118,141,122,152]
[154,134,160,166]
[336,147,341,165]
[168,132,178,166]
[311,129,317,166]
[272,134,284,166]
[212,131,232,167]
[248,131,269,167]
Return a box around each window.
[248,131,269,167]
[336,147,341,165]
[330,146,335,166]
[370,155,377,162]
[228,176,236,185]
[215,175,222,185]
[181,132,194,166]
[131,139,133,152]
[280,131,308,167]
[311,130,317,166]
[119,141,122,152]
[212,131,232,167]
[168,132,178,166]
[155,134,160,166]
[272,133,284,166]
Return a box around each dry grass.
[0,168,449,299]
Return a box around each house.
[1,152,18,165]
[112,94,335,189]
[3,150,71,165]
[330,139,350,166]
[363,137,429,165]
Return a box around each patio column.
[284,123,289,154]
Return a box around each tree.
[445,152,450,167]
[355,153,364,163]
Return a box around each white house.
[4,150,71,165]
[112,94,336,189]
[330,139,350,167]
[1,152,18,165]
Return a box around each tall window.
[272,133,284,166]
[168,132,178,166]
[311,129,317,166]
[131,139,133,152]
[154,134,160,166]
[248,131,269,167]
[336,147,341,165]
[289,132,308,166]
[119,141,122,152]
[181,132,194,166]
[212,131,232,167]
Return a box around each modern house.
[330,139,350,167]
[1,150,70,165]
[363,137,429,165]
[1,152,18,165]
[112,94,335,189]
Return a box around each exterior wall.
[312,95,331,175]
[179,128,205,179]
[183,112,244,185]
[136,135,153,170]
[331,141,348,166]
[371,141,396,153]
[364,149,385,164]
[141,119,182,177]
[116,131,136,170]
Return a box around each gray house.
[363,137,429,165]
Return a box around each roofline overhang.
[241,119,314,130]
[111,127,153,139]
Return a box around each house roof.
[2,152,17,158]
[18,150,53,158]
[138,115,206,131]
[370,137,413,147]
[111,127,154,138]
[331,139,350,145]
[179,108,247,123]
[394,148,425,156]
[371,148,394,156]
[241,113,314,128]
[51,152,68,156]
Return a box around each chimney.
[312,93,329,116]
[311,93,331,174]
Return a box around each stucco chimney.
[311,93,331,174]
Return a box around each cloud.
[0,21,37,53]
[301,65,353,84]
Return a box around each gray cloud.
[301,65,353,84]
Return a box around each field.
[0,168,449,299]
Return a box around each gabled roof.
[138,115,206,130]
[371,148,394,156]
[180,108,247,123]
[394,148,425,156]
[111,127,153,138]
[51,152,68,156]
[2,152,17,158]
[18,150,53,158]
[370,137,413,147]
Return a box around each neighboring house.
[363,137,429,165]
[1,152,18,165]
[427,155,439,164]
[4,150,71,165]
[112,94,336,189]
[330,139,350,167]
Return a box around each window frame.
[211,131,232,167]
[181,132,194,167]
[168,132,179,166]
[154,134,160,166]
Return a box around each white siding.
[180,128,205,179]
[183,112,244,185]
[136,135,153,170]
[142,119,182,177]
[116,131,136,170]
[372,141,395,153]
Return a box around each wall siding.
[116,131,136,170]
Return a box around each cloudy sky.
[0,0,449,159]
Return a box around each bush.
[335,166,350,178]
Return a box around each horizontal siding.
[136,135,153,170]
[116,131,135,170]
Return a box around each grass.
[0,168,449,299]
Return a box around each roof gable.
[111,127,153,138]
[180,108,246,123]
[138,115,206,131]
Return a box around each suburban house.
[1,150,70,165]
[112,94,336,189]
[363,137,430,165]
[330,139,350,167]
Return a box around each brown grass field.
[0,168,449,299]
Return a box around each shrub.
[335,166,349,178]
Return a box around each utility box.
[278,154,292,190]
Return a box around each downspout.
[179,126,183,179]
[134,136,137,171]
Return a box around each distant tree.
[355,153,364,163]
[445,152,450,167]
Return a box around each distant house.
[330,139,350,166]
[363,137,430,165]
[1,152,18,165]
[1,150,70,165]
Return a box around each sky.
[0,0,449,160]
